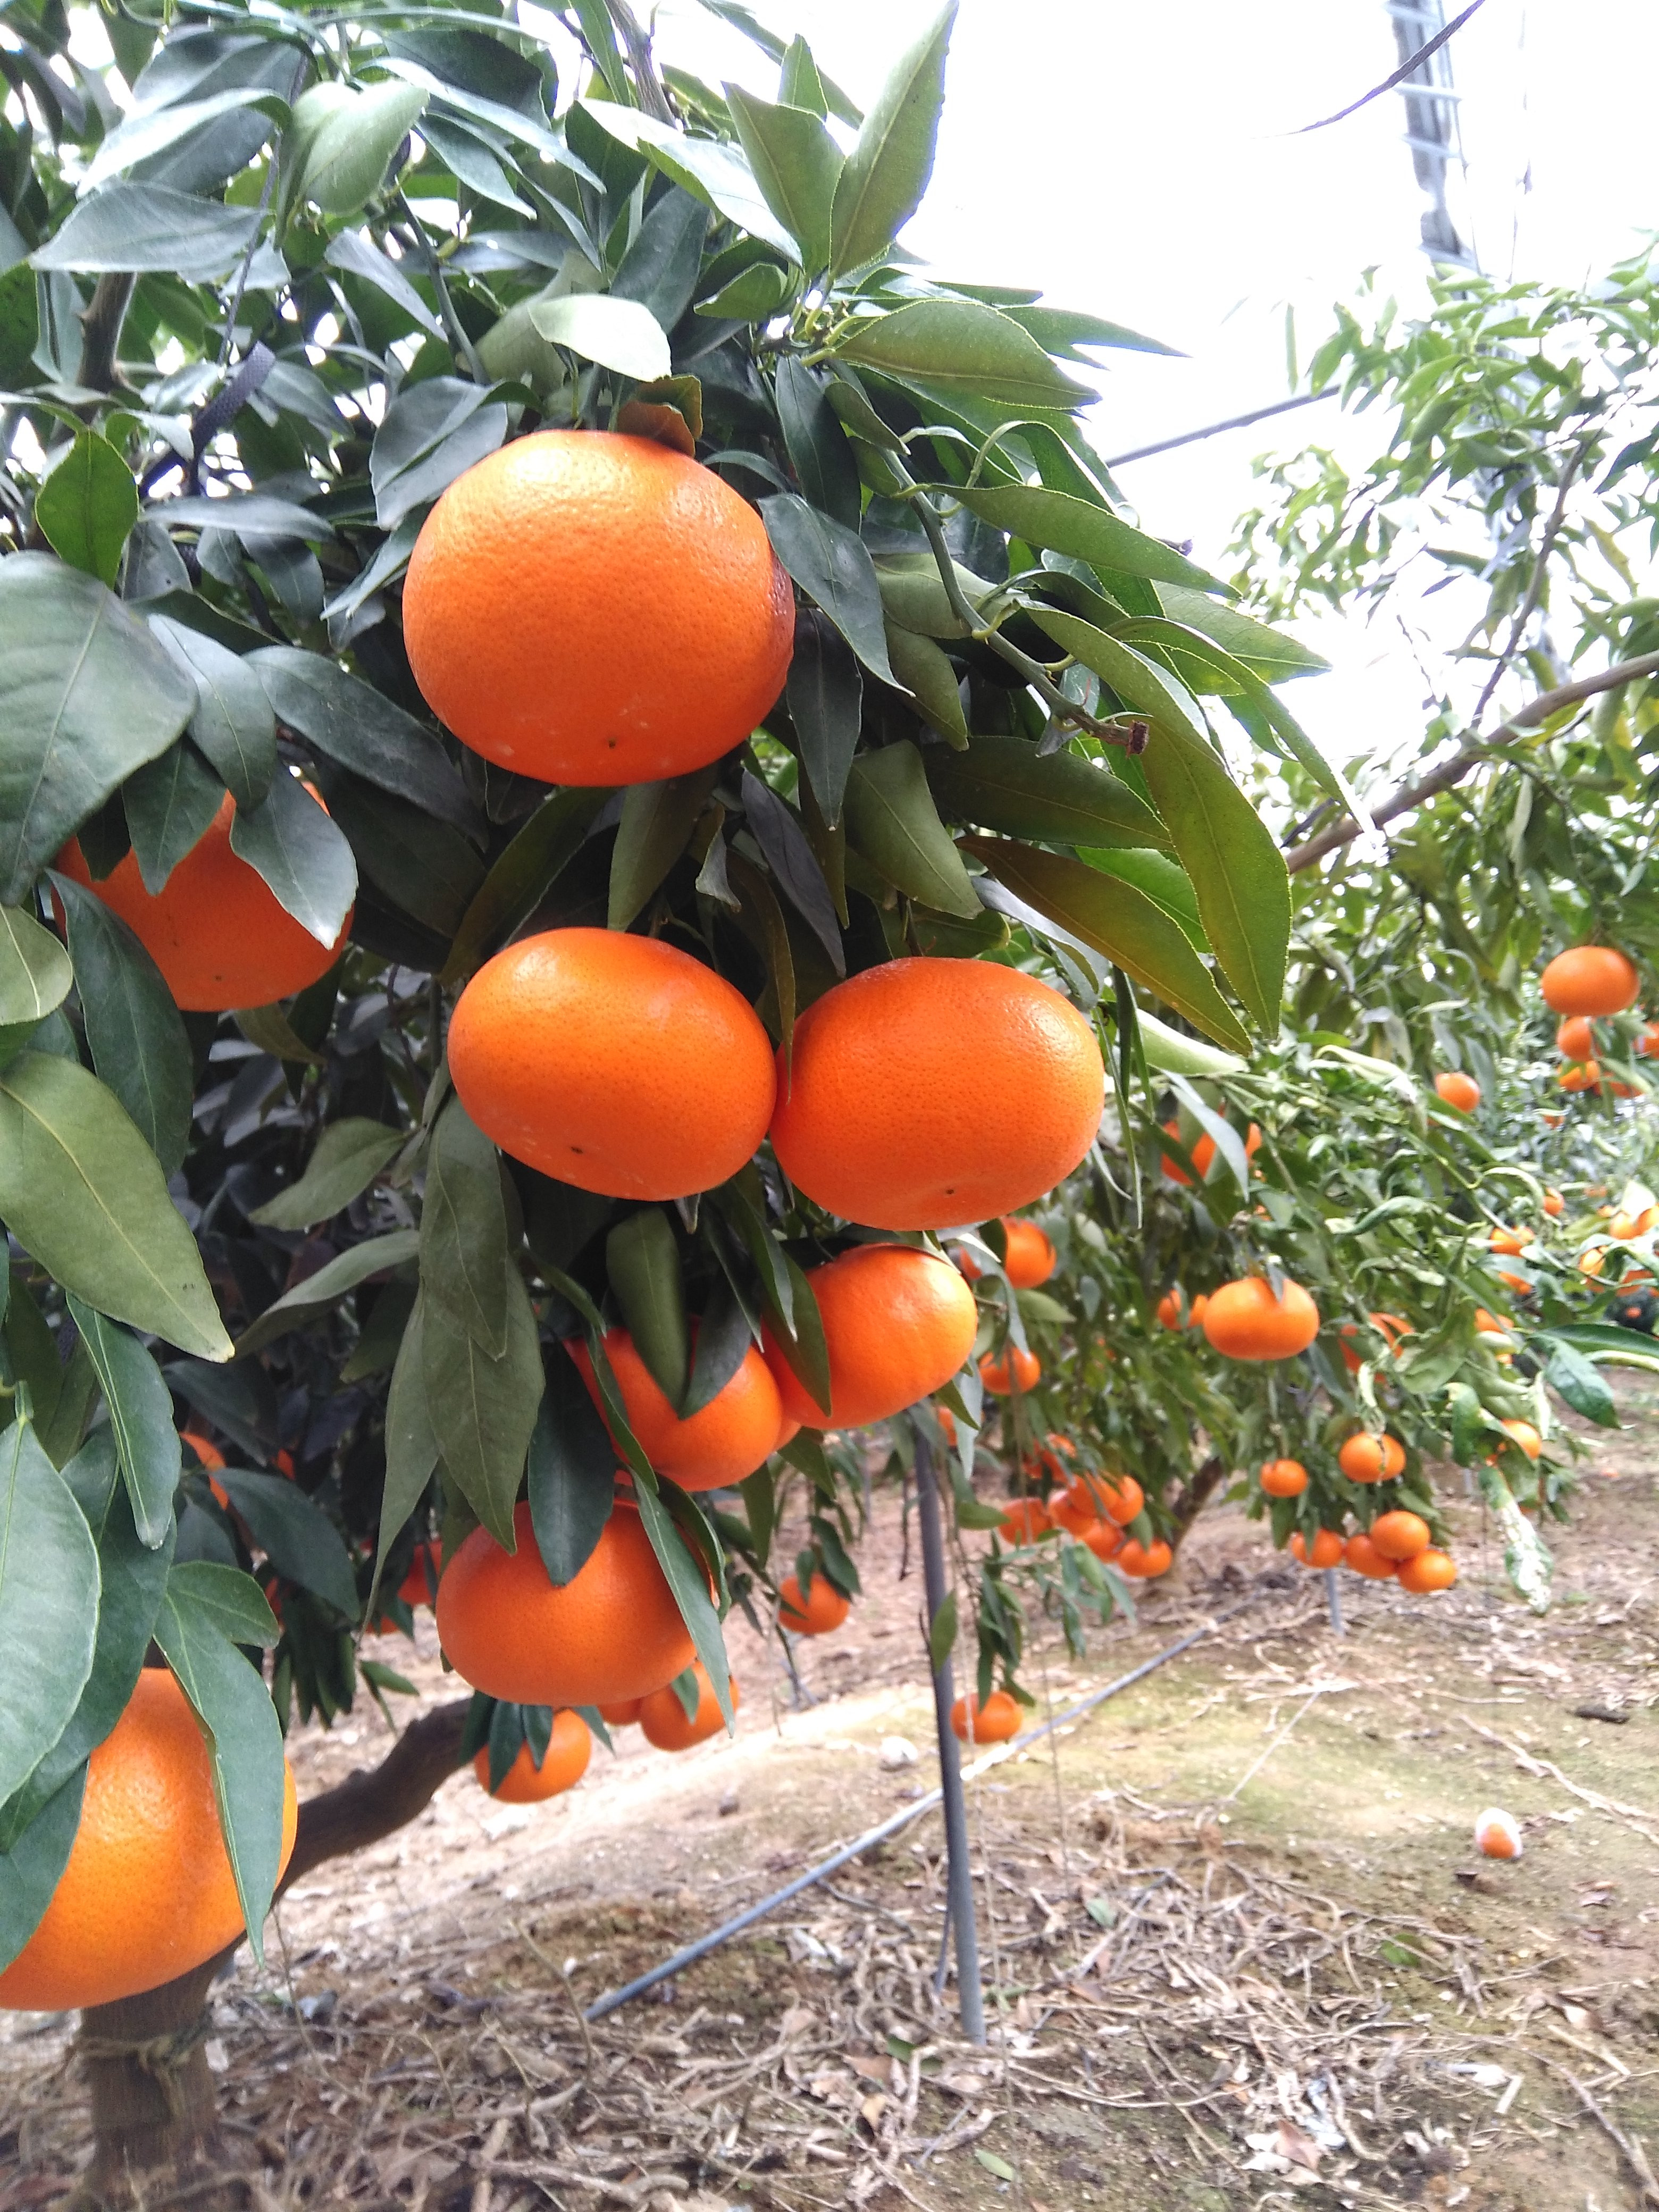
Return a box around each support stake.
[1323,1566,1345,1637]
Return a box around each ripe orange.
[1540,945,1639,1018]
[437,1501,694,1705]
[1559,1059,1602,1093]
[1161,1118,1262,1183]
[979,1345,1041,1395]
[1637,1020,1659,1059]
[180,1430,223,1471]
[1398,1547,1457,1594]
[950,1689,1022,1744]
[449,928,775,1201]
[1497,1418,1542,1460]
[1344,1531,1397,1580]
[1338,1311,1412,1372]
[1337,1432,1406,1483]
[403,430,792,785]
[640,1662,739,1750]
[935,1405,958,1448]
[1434,1070,1480,1112]
[768,957,1104,1230]
[0,1670,298,2012]
[998,1497,1052,1544]
[57,793,352,1012]
[474,1710,591,1803]
[1191,1292,1210,1329]
[1556,1015,1596,1059]
[1473,1307,1509,1336]
[778,1572,849,1633]
[1020,1432,1075,1487]
[1001,1218,1058,1288]
[764,1245,977,1427]
[1202,1276,1320,1361]
[1050,1480,1102,1538]
[1369,1510,1430,1562]
[1289,1528,1344,1569]
[1116,1537,1172,1578]
[567,1330,782,1493]
[1489,1225,1529,1255]
[1080,1472,1142,1524]
[1155,1288,1185,1330]
[1543,1189,1565,1218]
[1082,1519,1124,1562]
[598,1698,641,1726]
[1474,1806,1522,1858]
[1260,1457,1308,1498]
[399,1541,441,1608]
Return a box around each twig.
[1531,2055,1659,2205]
[1470,437,1589,727]
[1467,1721,1659,1844]
[1223,1686,1328,1802]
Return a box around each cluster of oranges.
[993,1451,1167,1574]
[1157,1271,1321,1361]
[1541,943,1648,1096]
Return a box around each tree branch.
[1285,648,1659,874]
[281,1695,473,1889]
[605,1,676,124]
[78,273,136,396]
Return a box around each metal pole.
[1323,1567,1346,1637]
[911,1421,986,2043]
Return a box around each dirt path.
[5,1402,1659,2211]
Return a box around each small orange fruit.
[1540,945,1639,1018]
[567,1329,782,1493]
[1050,1481,1102,1538]
[1092,1472,1144,1525]
[1543,1189,1564,1218]
[1289,1528,1344,1569]
[1202,1276,1320,1361]
[1190,1292,1210,1328]
[1556,1015,1596,1059]
[1001,1218,1058,1288]
[1020,1432,1075,1487]
[1116,1537,1172,1578]
[1489,1225,1528,1255]
[1344,1531,1398,1580]
[598,1698,642,1726]
[950,1689,1022,1744]
[1155,1288,1185,1330]
[474,1710,591,1803]
[449,928,775,1201]
[1260,1457,1308,1498]
[1637,1019,1659,1059]
[1559,1059,1602,1093]
[1337,1432,1406,1483]
[1434,1070,1480,1112]
[1497,1418,1542,1460]
[1369,1510,1430,1562]
[998,1497,1052,1544]
[768,958,1104,1230]
[764,1244,977,1428]
[979,1345,1041,1395]
[777,1572,850,1634]
[1397,1547,1457,1593]
[936,1405,958,1448]
[639,1662,738,1750]
[1082,1519,1124,1562]
[1474,1806,1522,1858]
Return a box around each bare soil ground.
[5,1398,1659,2212]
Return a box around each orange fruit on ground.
[1116,1538,1172,1579]
[1202,1276,1319,1361]
[1556,1015,1596,1059]
[1543,1189,1565,1218]
[57,793,353,1013]
[639,1663,738,1751]
[1398,1547,1457,1594]
[778,1572,850,1634]
[1260,1457,1308,1498]
[998,1497,1052,1544]
[402,430,792,785]
[1540,945,1639,1018]
[598,1698,642,1726]
[1082,1519,1124,1562]
[764,1244,977,1428]
[1369,1510,1431,1562]
[567,1330,782,1493]
[1001,1218,1058,1289]
[1344,1531,1397,1580]
[474,1710,591,1803]
[1337,1432,1406,1483]
[768,957,1104,1230]
[437,1501,694,1706]
[1289,1528,1344,1569]
[1497,1418,1542,1460]
[950,1689,1022,1745]
[0,1669,298,2013]
[979,1345,1041,1395]
[449,928,774,1201]
[1434,1070,1480,1112]
[1474,1806,1522,1858]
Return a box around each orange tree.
[0,0,1353,2187]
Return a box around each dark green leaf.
[786,608,862,827]
[249,1119,402,1232]
[369,376,507,530]
[249,648,481,837]
[31,183,260,278]
[609,767,720,932]
[774,357,861,530]
[229,769,357,950]
[0,906,71,1026]
[157,494,334,543]
[632,1474,733,1725]
[0,1766,86,1978]
[927,1588,958,1674]
[235,1230,419,1356]
[316,767,486,941]
[844,741,978,917]
[838,299,1090,412]
[760,495,894,682]
[0,1415,98,1805]
[738,1464,776,1561]
[325,227,445,341]
[883,626,968,747]
[422,1264,543,1548]
[740,769,845,975]
[726,850,795,1049]
[725,85,842,272]
[158,1559,279,1650]
[827,3,954,275]
[1537,1336,1619,1427]
[65,1296,181,1549]
[51,870,193,1174]
[1083,848,1204,946]
[683,1276,754,1420]
[613,186,709,330]
[369,1291,439,1616]
[35,431,138,590]
[149,616,277,810]
[213,1468,360,1618]
[122,738,226,895]
[927,736,1171,849]
[606,1208,689,1409]
[422,1097,509,1358]
[440,786,606,984]
[3,1280,62,1440]
[527,1351,615,1587]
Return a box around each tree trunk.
[1167,1452,1227,1554]
[72,1697,472,2204]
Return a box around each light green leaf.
[884,626,968,746]
[1157,585,1328,677]
[30,184,260,280]
[528,291,672,381]
[837,299,1091,412]
[724,85,842,273]
[632,1473,734,1727]
[368,1291,439,1619]
[248,1119,403,1233]
[828,3,955,275]
[0,1417,98,1807]
[579,102,797,257]
[0,906,72,1027]
[290,79,428,216]
[64,1297,181,1549]
[956,489,1225,593]
[844,741,979,917]
[235,1230,420,1357]
[1134,1007,1246,1079]
[229,770,357,950]
[81,86,288,191]
[35,432,138,590]
[926,736,1170,849]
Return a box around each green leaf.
[82,85,288,192]
[153,1564,291,1965]
[370,381,506,533]
[579,101,798,259]
[606,1209,689,1409]
[528,291,672,381]
[759,495,896,683]
[440,786,606,985]
[738,1464,777,1562]
[697,258,791,321]
[233,1002,324,1067]
[319,767,485,943]
[1084,848,1204,948]
[65,1297,181,1549]
[0,1416,99,1806]
[926,736,1170,849]
[149,616,276,810]
[632,1473,733,1727]
[778,34,828,115]
[0,1051,231,1358]
[1134,1007,1246,1079]
[1535,1335,1619,1427]
[827,3,955,275]
[326,224,448,342]
[213,1468,361,1618]
[927,1587,958,1674]
[683,1278,753,1420]
[614,190,711,332]
[0,906,71,1027]
[960,837,1250,1053]
[609,766,720,932]
[235,1230,420,1357]
[229,771,357,951]
[248,648,479,836]
[957,490,1225,593]
[1157,585,1328,678]
[159,1560,279,1650]
[844,741,979,917]
[249,1119,403,1233]
[422,1097,509,1358]
[741,769,844,975]
[884,627,968,747]
[786,609,862,828]
[122,739,226,895]
[30,184,260,279]
[51,870,194,1175]
[837,299,1091,412]
[35,432,138,590]
[0,553,196,906]
[290,79,428,216]
[526,1351,615,1587]
[774,358,861,531]
[0,1767,86,1979]
[368,1291,439,1618]
[422,1266,544,1548]
[725,85,842,273]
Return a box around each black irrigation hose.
[583,1587,1273,2022]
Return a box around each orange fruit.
[1474,1806,1522,1858]
[449,927,775,1201]
[437,1500,694,1706]
[1578,1248,1607,1277]
[1489,1225,1528,1255]
[1559,1059,1602,1092]
[403,430,792,785]
[1637,1020,1659,1059]
[950,1689,1022,1744]
[1543,1189,1564,1218]
[639,1662,738,1750]
[1398,1547,1457,1594]
[1202,1276,1319,1361]
[1289,1528,1344,1569]
[567,1330,782,1493]
[764,1245,977,1427]
[1155,1288,1185,1330]
[598,1698,641,1726]
[1344,1531,1397,1580]
[399,1541,442,1608]
[474,1710,591,1803]
[1260,1457,1308,1498]
[998,1497,1052,1544]
[935,1405,958,1448]
[1338,1310,1412,1372]
[1020,1432,1075,1487]
[1540,945,1639,1018]
[1190,1292,1210,1328]
[1556,1015,1596,1059]
[180,1430,224,1471]
[1434,1070,1480,1112]
[979,1345,1041,1395]
[1337,1432,1406,1482]
[778,1572,850,1633]
[1473,1307,1511,1337]
[1050,1481,1101,1538]
[1116,1537,1171,1578]
[1077,1472,1143,1525]
[768,957,1104,1230]
[1082,1519,1123,1562]
[1497,1418,1542,1460]
[0,1669,298,2012]
[1001,1218,1058,1289]
[1161,1119,1261,1183]
[57,792,351,1012]
[1369,1510,1430,1562]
